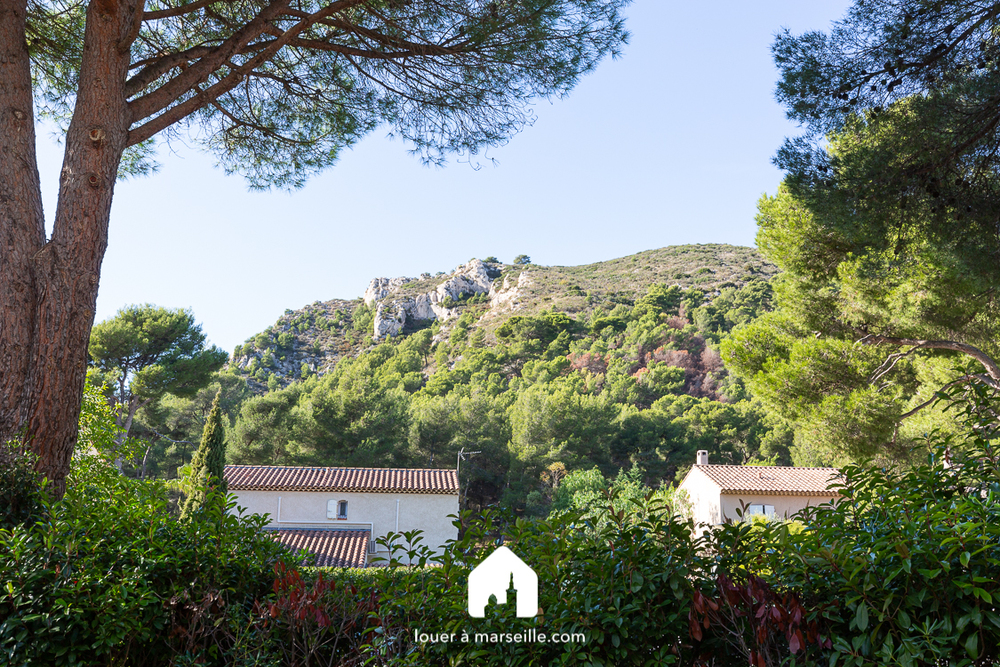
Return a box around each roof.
[224,465,458,494]
[268,528,370,568]
[687,465,841,496]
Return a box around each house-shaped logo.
[467,546,538,618]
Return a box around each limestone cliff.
[366,259,502,340]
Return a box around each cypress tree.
[181,391,227,519]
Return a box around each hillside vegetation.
[133,244,787,513]
[228,244,776,390]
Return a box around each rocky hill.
[229,244,776,391]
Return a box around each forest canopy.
[126,277,788,513]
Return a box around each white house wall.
[677,469,723,530]
[719,493,838,523]
[230,490,459,561]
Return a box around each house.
[224,465,459,567]
[468,546,538,618]
[677,451,840,529]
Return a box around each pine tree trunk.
[0,0,47,458]
[0,0,137,498]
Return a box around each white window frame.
[326,499,350,520]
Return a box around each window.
[327,499,349,520]
[747,504,775,519]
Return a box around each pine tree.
[0,0,627,499]
[181,391,227,519]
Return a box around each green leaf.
[965,632,979,659]
[855,603,869,632]
[961,551,971,567]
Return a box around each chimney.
[696,450,708,466]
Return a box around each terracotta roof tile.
[693,465,842,496]
[224,465,458,494]
[268,528,370,568]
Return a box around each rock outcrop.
[367,259,501,340]
[373,301,408,339]
[489,270,532,314]
[364,276,415,306]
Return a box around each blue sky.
[36,0,851,353]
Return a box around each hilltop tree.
[180,391,226,519]
[88,305,227,466]
[513,254,532,265]
[0,0,629,497]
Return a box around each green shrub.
[372,496,705,666]
[0,440,44,530]
[0,460,286,667]
[702,424,1000,665]
[201,495,706,666]
[352,303,374,334]
[590,315,627,335]
[300,565,408,588]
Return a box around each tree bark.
[0,0,46,451]
[0,0,138,498]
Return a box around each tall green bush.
[181,391,227,519]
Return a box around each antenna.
[457,447,482,510]
[457,447,482,476]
